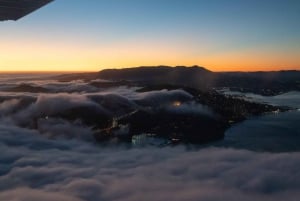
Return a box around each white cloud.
[0,188,83,201]
[0,99,20,116]
[10,93,109,128]
[0,123,300,201]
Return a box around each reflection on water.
[221,111,300,152]
[217,91,300,152]
[131,91,300,151]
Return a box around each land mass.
[56,66,300,96]
[2,66,294,145]
[49,66,297,144]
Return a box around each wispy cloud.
[0,124,300,201]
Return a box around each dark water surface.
[217,91,300,152]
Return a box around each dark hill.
[54,66,300,95]
[97,66,300,95]
[98,66,215,90]
[5,84,49,93]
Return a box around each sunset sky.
[0,0,299,72]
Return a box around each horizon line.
[0,65,299,74]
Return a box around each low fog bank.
[0,124,300,201]
[0,74,298,147]
[2,90,296,151]
[0,88,216,142]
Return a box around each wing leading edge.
[0,0,53,21]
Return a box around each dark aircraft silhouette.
[0,0,53,21]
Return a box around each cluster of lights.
[173,101,182,107]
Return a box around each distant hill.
[97,66,300,95]
[55,66,300,95]
[98,66,214,90]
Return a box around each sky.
[0,0,300,72]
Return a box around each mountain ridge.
[55,65,300,95]
[97,66,300,95]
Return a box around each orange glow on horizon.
[0,40,299,72]
[1,60,298,73]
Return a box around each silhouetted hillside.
[97,66,300,95]
[98,66,214,90]
[54,66,300,95]
[5,84,50,93]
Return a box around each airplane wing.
[0,0,53,21]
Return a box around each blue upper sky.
[1,0,299,71]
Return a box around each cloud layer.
[0,84,214,141]
[0,124,300,201]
